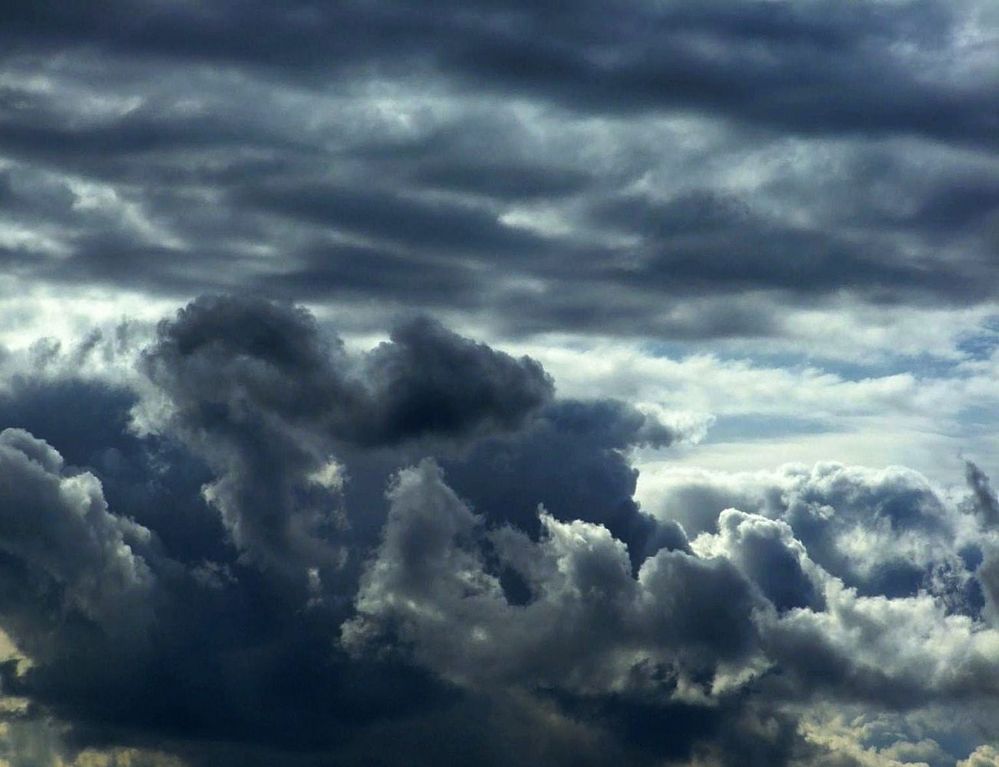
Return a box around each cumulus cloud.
[345,457,999,764]
[640,462,980,607]
[1,0,998,762]
[691,509,825,613]
[0,297,997,764]
[347,459,999,701]
[343,460,762,697]
[959,746,999,767]
[137,294,552,572]
[0,428,153,637]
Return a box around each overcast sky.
[0,2,998,766]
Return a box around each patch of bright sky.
[0,282,170,353]
[3,287,997,488]
[503,328,999,485]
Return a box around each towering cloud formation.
[0,1,997,763]
[0,297,995,765]
[138,295,553,573]
[343,460,764,695]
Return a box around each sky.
[0,1,998,765]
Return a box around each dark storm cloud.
[0,0,997,339]
[139,294,552,571]
[590,189,988,302]
[144,294,553,448]
[236,181,553,259]
[363,315,554,443]
[1,1,995,147]
[1,1,999,763]
[2,297,999,765]
[0,298,749,765]
[963,460,999,528]
[0,380,458,766]
[136,294,680,585]
[439,398,690,570]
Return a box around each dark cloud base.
[0,296,995,766]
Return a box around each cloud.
[691,509,825,612]
[0,428,154,637]
[639,462,981,608]
[343,460,762,695]
[958,745,999,767]
[346,459,999,709]
[963,461,999,528]
[436,398,691,570]
[2,1,995,148]
[343,459,783,763]
[0,298,997,763]
[361,315,555,445]
[0,0,997,762]
[345,456,999,763]
[0,1,996,350]
[137,294,553,572]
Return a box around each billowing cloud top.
[0,296,992,766]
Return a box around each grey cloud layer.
[0,1,997,341]
[2,1,995,146]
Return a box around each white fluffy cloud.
[343,460,767,697]
[341,456,999,765]
[958,746,999,767]
[347,459,999,715]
